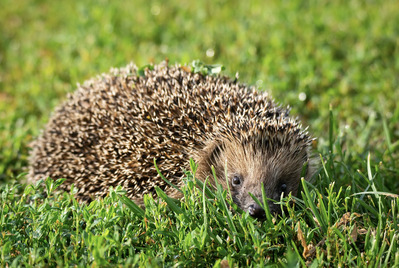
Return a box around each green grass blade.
[211,166,242,250]
[118,195,145,219]
[155,186,185,216]
[301,178,327,233]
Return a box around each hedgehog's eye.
[232,175,242,187]
[280,183,287,194]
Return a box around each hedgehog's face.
[196,137,312,220]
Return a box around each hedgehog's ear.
[195,139,225,180]
[206,139,224,166]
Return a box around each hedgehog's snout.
[248,203,266,219]
[248,201,284,220]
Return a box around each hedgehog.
[28,61,315,219]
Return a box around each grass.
[1,0,398,266]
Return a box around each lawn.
[1,0,398,266]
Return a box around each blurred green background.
[0,0,398,187]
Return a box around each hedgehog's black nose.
[248,203,266,219]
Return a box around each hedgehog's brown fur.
[28,61,315,218]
